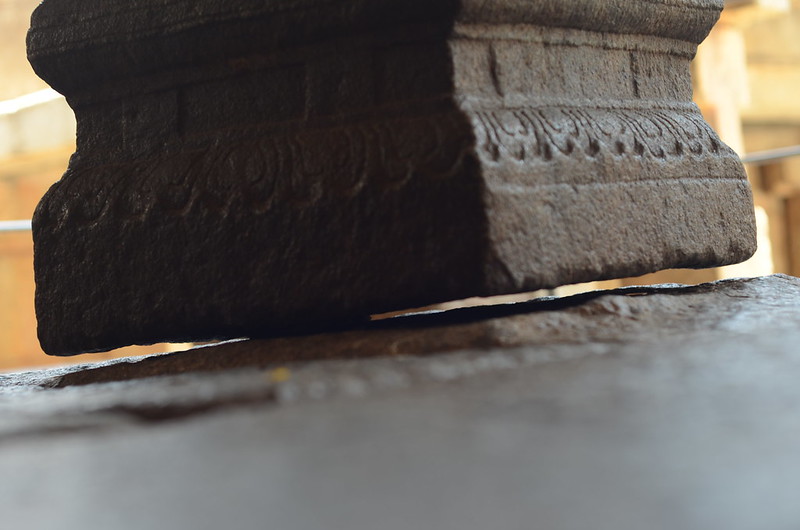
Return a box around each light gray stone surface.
[1,275,800,529]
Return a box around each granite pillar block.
[27,0,757,354]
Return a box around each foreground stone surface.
[28,0,755,354]
[1,275,799,529]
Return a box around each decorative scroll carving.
[41,104,733,231]
[44,112,472,228]
[472,106,724,165]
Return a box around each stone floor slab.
[1,275,799,529]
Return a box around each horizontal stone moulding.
[27,0,724,92]
[28,0,756,354]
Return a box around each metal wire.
[0,220,33,233]
[742,145,800,166]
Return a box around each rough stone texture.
[0,275,799,529]
[28,0,757,354]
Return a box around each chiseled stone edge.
[28,0,722,47]
[27,0,722,93]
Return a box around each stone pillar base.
[27,0,756,354]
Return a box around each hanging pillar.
[27,0,757,354]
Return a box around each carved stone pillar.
[28,0,757,354]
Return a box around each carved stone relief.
[28,0,756,354]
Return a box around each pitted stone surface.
[29,0,756,354]
[0,276,799,529]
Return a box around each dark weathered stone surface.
[29,0,756,354]
[0,275,799,529]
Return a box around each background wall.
[0,0,47,100]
